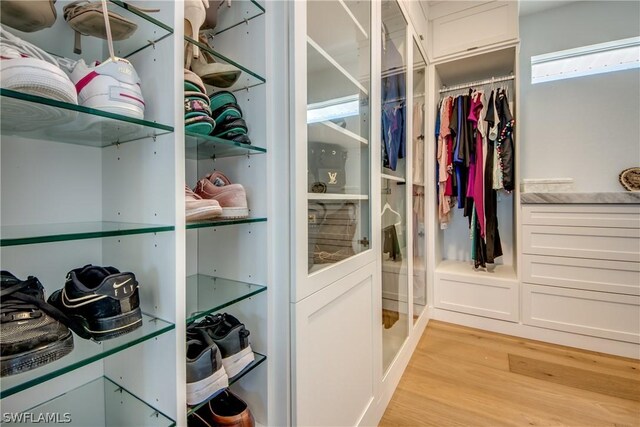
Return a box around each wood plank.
[380,321,640,427]
[509,353,640,402]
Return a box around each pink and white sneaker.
[69,57,145,119]
[194,171,249,219]
[0,27,77,104]
[186,185,223,222]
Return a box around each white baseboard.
[432,308,640,359]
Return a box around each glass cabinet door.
[412,38,427,323]
[306,1,371,273]
[381,0,408,373]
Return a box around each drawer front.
[522,205,640,228]
[523,225,640,262]
[523,284,640,343]
[523,255,640,295]
[435,274,518,322]
[431,1,516,59]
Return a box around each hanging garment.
[413,102,425,184]
[469,91,486,238]
[382,102,405,171]
[496,89,515,192]
[438,96,453,227]
[451,96,467,210]
[381,38,406,172]
[485,90,503,190]
[383,224,401,261]
[483,90,503,263]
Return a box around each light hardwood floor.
[380,320,640,426]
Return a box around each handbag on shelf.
[308,202,357,267]
[308,142,348,194]
[1,0,57,33]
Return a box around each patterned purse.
[308,142,348,194]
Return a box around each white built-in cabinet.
[425,0,639,360]
[521,204,640,344]
[289,1,430,425]
[0,1,283,425]
[427,0,518,61]
[429,44,520,322]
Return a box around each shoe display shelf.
[1,2,180,425]
[183,2,271,424]
[0,314,173,400]
[14,376,175,427]
[186,352,266,416]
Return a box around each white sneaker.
[68,57,145,119]
[0,27,77,104]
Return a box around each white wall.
[519,1,640,192]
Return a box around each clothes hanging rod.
[439,75,515,94]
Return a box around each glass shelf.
[0,314,174,399]
[186,275,267,323]
[1,222,174,247]
[9,1,173,62]
[207,0,265,36]
[187,352,267,416]
[0,89,174,147]
[18,376,174,427]
[307,0,369,82]
[308,121,368,148]
[307,194,369,200]
[186,217,267,230]
[307,36,368,100]
[184,36,266,93]
[185,132,266,160]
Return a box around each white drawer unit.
[429,1,517,60]
[434,262,519,322]
[522,225,640,262]
[523,255,640,296]
[523,284,640,344]
[522,205,640,228]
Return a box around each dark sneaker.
[1,271,74,377]
[48,265,142,340]
[195,313,254,378]
[189,389,255,427]
[186,327,229,405]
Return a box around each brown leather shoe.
[190,389,255,427]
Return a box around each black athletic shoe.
[48,265,143,341]
[194,313,253,378]
[1,271,74,377]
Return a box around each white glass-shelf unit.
[0,1,179,422]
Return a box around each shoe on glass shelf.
[0,0,57,33]
[185,69,207,94]
[186,38,241,89]
[190,389,255,427]
[48,265,143,341]
[68,57,145,119]
[186,185,223,222]
[186,327,229,405]
[194,313,254,378]
[184,0,207,59]
[0,27,78,105]
[194,171,249,219]
[1,271,74,377]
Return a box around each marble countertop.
[521,192,640,204]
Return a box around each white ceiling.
[424,0,580,17]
